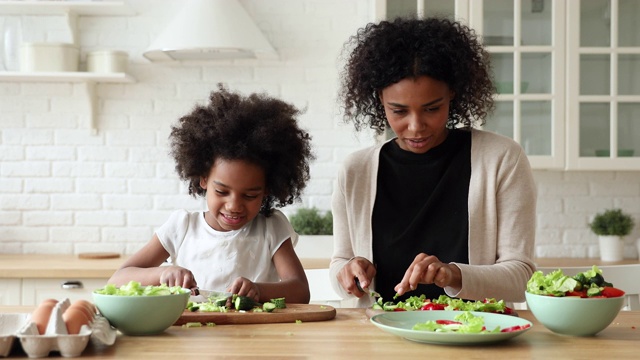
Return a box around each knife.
[354,278,381,298]
[190,288,233,303]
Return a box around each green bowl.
[525,292,623,336]
[93,290,189,336]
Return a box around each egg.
[72,299,97,315]
[63,307,91,335]
[68,301,95,322]
[31,300,58,335]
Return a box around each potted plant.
[288,207,333,260]
[589,208,635,261]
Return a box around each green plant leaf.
[289,207,333,235]
[589,208,635,236]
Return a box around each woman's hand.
[394,253,461,296]
[228,277,260,301]
[159,266,197,289]
[338,257,377,297]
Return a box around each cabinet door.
[566,0,640,170]
[470,0,566,169]
[21,278,108,306]
[0,279,21,305]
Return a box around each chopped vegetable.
[526,265,624,298]
[183,322,202,328]
[270,297,286,309]
[374,294,513,314]
[234,296,260,311]
[94,281,188,296]
[263,302,276,312]
[412,312,500,333]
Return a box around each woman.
[330,17,536,308]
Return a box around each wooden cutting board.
[174,304,336,326]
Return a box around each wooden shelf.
[0,71,136,135]
[0,71,135,83]
[0,1,135,16]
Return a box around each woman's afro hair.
[339,16,495,134]
[169,84,314,216]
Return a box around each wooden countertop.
[0,254,127,279]
[1,254,635,279]
[2,307,639,358]
[534,257,639,268]
[0,254,330,279]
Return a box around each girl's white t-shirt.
[155,209,297,291]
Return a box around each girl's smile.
[200,158,266,232]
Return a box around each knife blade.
[190,288,233,303]
[354,278,380,298]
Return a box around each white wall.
[1,0,639,259]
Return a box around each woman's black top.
[372,129,471,302]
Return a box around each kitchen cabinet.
[565,0,640,170]
[0,0,136,134]
[0,280,21,305]
[0,254,122,306]
[378,0,640,170]
[21,278,108,306]
[0,278,107,306]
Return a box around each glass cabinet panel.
[579,103,610,157]
[618,55,640,95]
[521,0,552,46]
[568,0,640,168]
[618,103,640,157]
[619,0,640,46]
[522,101,552,155]
[580,55,610,95]
[484,102,514,138]
[479,0,563,168]
[491,53,514,94]
[522,52,551,94]
[386,0,455,19]
[580,0,610,47]
[483,0,515,46]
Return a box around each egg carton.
[0,298,116,358]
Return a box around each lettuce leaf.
[94,281,187,296]
[526,269,578,296]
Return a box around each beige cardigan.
[329,129,537,308]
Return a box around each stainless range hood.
[143,0,277,62]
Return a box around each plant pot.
[598,235,624,262]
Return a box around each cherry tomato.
[601,287,625,298]
[566,290,587,298]
[393,308,406,311]
[435,320,461,325]
[501,306,515,315]
[420,303,446,311]
[500,324,531,333]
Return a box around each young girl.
[109,85,313,303]
[331,17,536,307]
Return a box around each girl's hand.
[338,257,376,297]
[159,266,197,289]
[394,253,461,296]
[228,277,260,301]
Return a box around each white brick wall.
[1,0,640,260]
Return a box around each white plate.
[370,311,532,345]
